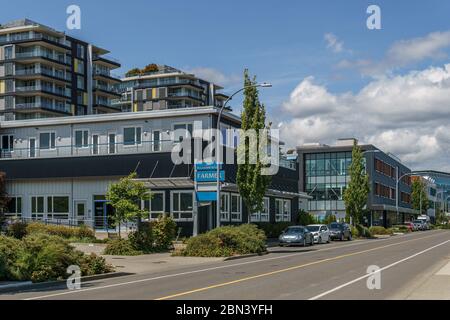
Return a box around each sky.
[2,0,450,171]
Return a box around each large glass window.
[75,130,89,148]
[144,191,165,220]
[275,199,291,222]
[124,127,142,146]
[39,132,55,150]
[220,193,230,222]
[251,197,270,222]
[6,196,22,217]
[172,191,193,221]
[231,194,242,222]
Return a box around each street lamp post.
[215,83,272,229]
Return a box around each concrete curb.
[223,251,269,261]
[0,272,132,294]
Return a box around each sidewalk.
[72,243,225,275]
[404,259,450,300]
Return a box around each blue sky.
[2,0,450,169]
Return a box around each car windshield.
[413,220,423,224]
[329,223,343,229]
[307,226,320,231]
[285,227,304,234]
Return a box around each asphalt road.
[1,229,450,300]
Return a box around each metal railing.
[5,216,94,228]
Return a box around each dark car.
[328,222,352,241]
[279,226,314,247]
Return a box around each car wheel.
[303,239,306,247]
[310,237,314,246]
[319,236,322,244]
[348,233,352,241]
[340,234,344,241]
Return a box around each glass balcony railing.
[15,50,70,64]
[0,34,71,47]
[14,68,71,81]
[13,102,71,113]
[14,85,71,97]
[0,139,175,160]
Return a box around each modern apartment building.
[297,138,417,227]
[0,19,121,122]
[112,65,229,112]
[0,106,307,236]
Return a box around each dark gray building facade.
[297,139,417,227]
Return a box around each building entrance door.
[93,198,115,230]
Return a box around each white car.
[307,224,331,244]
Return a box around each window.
[250,197,270,222]
[76,44,85,59]
[31,196,45,219]
[1,134,13,151]
[220,193,230,222]
[92,135,99,155]
[47,196,69,219]
[173,123,193,142]
[108,133,116,154]
[276,199,291,222]
[6,196,22,217]
[143,191,165,220]
[153,131,161,151]
[123,127,142,146]
[172,191,194,221]
[231,194,242,222]
[77,75,85,90]
[39,132,55,150]
[75,130,89,148]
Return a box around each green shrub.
[7,221,28,239]
[152,215,177,251]
[78,253,114,276]
[17,233,83,282]
[128,222,154,253]
[22,222,96,240]
[0,233,112,283]
[103,239,142,256]
[255,222,293,238]
[352,224,372,238]
[181,224,266,257]
[369,226,394,236]
[0,235,23,280]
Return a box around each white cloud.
[338,30,450,77]
[324,33,345,53]
[184,67,241,87]
[280,64,450,170]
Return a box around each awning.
[136,177,194,189]
[370,204,419,215]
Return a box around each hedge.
[180,224,267,257]
[7,222,95,240]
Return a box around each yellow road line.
[156,232,448,300]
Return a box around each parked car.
[328,222,353,241]
[279,226,314,247]
[413,220,429,231]
[306,224,331,244]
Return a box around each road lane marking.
[308,239,450,300]
[22,231,445,300]
[155,233,448,300]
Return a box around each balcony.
[0,139,175,160]
[0,34,71,48]
[14,50,71,66]
[13,68,71,82]
[14,84,71,98]
[12,102,71,114]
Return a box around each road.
[1,230,450,300]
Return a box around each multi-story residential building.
[0,19,121,122]
[0,106,308,236]
[112,65,229,112]
[297,138,417,227]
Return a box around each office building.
[297,138,417,227]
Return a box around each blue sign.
[195,162,223,171]
[196,192,217,202]
[195,170,225,182]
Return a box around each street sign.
[195,162,223,171]
[195,170,225,182]
[196,192,217,202]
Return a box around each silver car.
[307,224,331,244]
